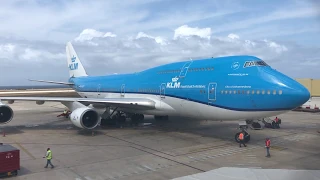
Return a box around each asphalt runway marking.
[183,146,261,163]
[15,142,37,160]
[103,133,206,173]
[5,135,37,160]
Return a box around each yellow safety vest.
[47,150,52,160]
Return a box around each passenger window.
[247,90,250,94]
[238,90,241,94]
[279,90,282,95]
[225,90,228,94]
[267,90,270,95]
[252,90,255,94]
[229,90,232,94]
[233,90,236,94]
[262,90,265,94]
[221,90,224,94]
[257,90,260,94]
[273,90,276,95]
[242,90,245,94]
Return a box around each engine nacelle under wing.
[0,102,14,124]
[69,107,100,129]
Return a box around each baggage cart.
[0,144,20,177]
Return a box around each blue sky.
[0,0,319,85]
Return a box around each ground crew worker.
[265,138,271,157]
[43,148,54,168]
[238,132,246,147]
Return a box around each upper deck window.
[244,60,269,68]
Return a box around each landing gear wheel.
[235,132,250,143]
[100,118,110,127]
[139,114,144,121]
[154,115,169,121]
[272,121,276,129]
[118,116,126,124]
[252,122,261,129]
[131,114,144,126]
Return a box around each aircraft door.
[160,83,166,99]
[208,83,217,103]
[97,84,101,98]
[121,84,125,97]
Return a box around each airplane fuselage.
[69,55,310,121]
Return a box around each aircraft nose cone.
[293,82,310,106]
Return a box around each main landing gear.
[154,115,169,120]
[130,113,144,126]
[100,107,145,127]
[235,121,251,143]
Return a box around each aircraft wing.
[0,97,156,110]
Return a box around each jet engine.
[0,102,14,124]
[69,107,100,129]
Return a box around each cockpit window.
[244,60,268,68]
[255,60,268,66]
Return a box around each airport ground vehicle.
[0,144,20,177]
[262,117,281,129]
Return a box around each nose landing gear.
[235,121,251,143]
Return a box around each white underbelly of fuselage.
[78,92,287,121]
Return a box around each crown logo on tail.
[71,55,76,62]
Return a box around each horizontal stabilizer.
[28,79,74,85]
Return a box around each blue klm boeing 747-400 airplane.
[0,42,310,143]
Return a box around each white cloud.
[19,48,65,63]
[263,39,288,53]
[135,32,167,45]
[0,44,15,59]
[228,33,240,40]
[174,25,211,40]
[214,6,320,34]
[244,40,256,48]
[75,29,116,42]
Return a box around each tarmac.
[0,90,319,180]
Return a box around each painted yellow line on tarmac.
[7,135,37,160]
[15,142,37,160]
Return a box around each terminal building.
[295,78,320,110]
[295,78,320,97]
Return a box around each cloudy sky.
[0,0,319,86]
